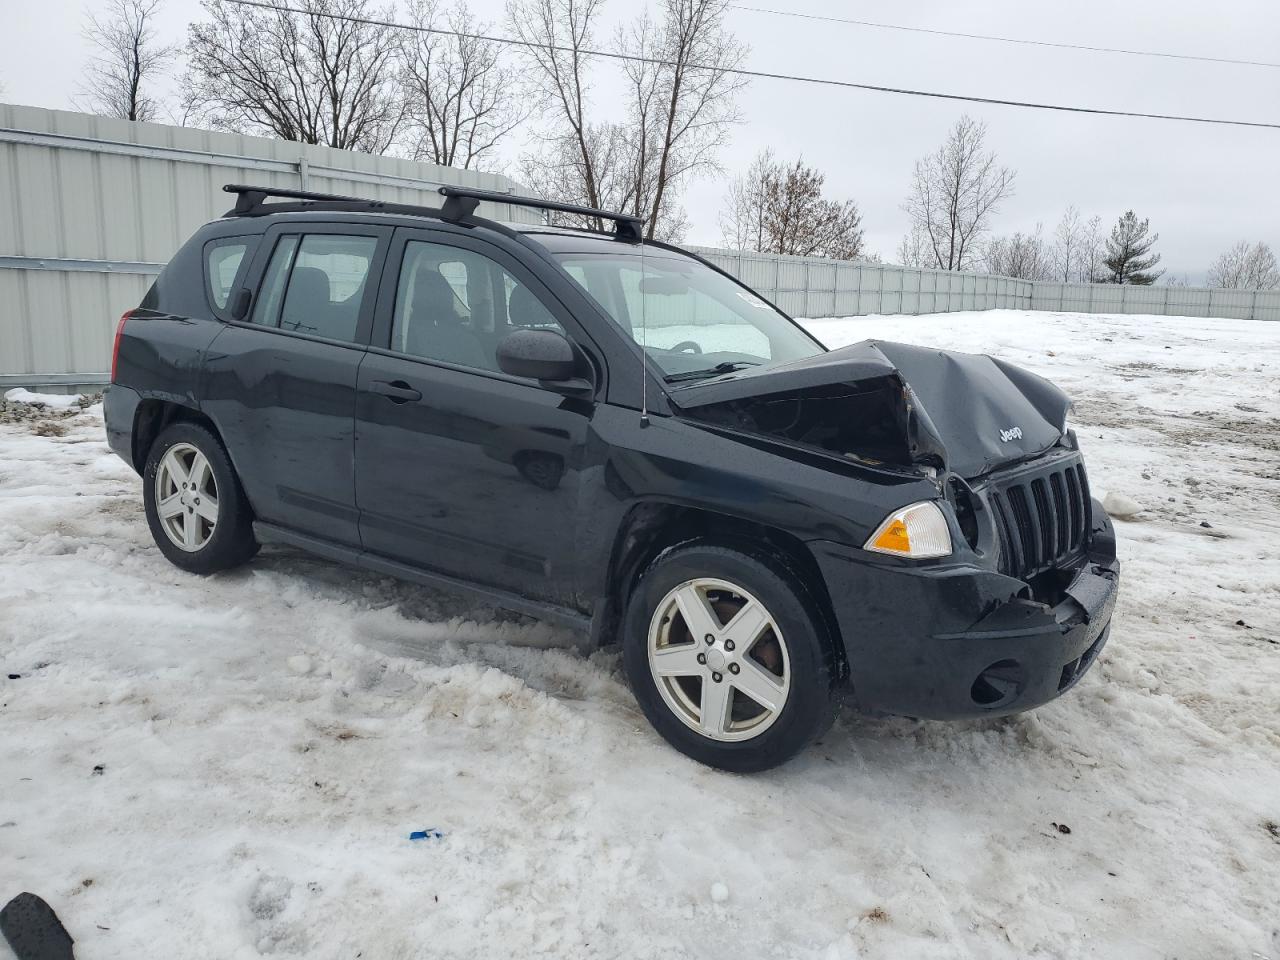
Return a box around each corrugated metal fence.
[691,247,1280,323]
[0,103,537,387]
[1027,281,1278,319]
[689,248,1033,320]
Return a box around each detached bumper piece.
[812,501,1119,720]
[0,893,76,960]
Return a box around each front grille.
[987,457,1091,581]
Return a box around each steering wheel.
[670,340,703,354]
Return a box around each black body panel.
[355,349,593,603]
[201,325,366,546]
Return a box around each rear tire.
[142,421,258,574]
[622,543,835,772]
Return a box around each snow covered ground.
[2,309,1278,960]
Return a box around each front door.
[202,224,389,546]
[354,228,597,604]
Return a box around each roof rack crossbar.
[224,183,383,214]
[221,183,648,242]
[224,183,452,222]
[437,186,647,242]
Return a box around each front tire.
[142,421,258,574]
[622,543,835,772]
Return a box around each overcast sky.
[3,0,1277,280]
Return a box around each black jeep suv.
[104,184,1119,771]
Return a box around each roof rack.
[437,186,646,242]
[222,184,444,220]
[222,183,647,242]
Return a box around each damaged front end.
[669,339,1071,480]
[810,507,1119,719]
[669,338,1119,719]
[675,373,946,472]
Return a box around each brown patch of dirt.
[31,421,68,437]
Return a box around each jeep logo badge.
[999,427,1023,442]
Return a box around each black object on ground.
[0,893,75,960]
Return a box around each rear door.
[202,222,390,546]
[354,226,598,604]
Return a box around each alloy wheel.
[154,442,219,552]
[647,577,791,742]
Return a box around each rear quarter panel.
[106,222,258,465]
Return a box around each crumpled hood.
[669,339,1071,478]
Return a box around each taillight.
[111,311,132,382]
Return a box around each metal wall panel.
[691,246,1279,326]
[0,103,539,384]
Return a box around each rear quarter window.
[204,237,258,314]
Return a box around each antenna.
[639,238,650,428]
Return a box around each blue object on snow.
[409,828,444,841]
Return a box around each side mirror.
[497,329,584,386]
[229,287,252,321]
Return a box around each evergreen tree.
[1101,211,1163,285]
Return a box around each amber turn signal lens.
[871,518,911,553]
[864,502,952,559]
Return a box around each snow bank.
[3,387,87,411]
[1,310,1278,959]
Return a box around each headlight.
[864,501,953,558]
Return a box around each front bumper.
[811,501,1119,720]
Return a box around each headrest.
[508,284,547,327]
[411,264,462,326]
[288,266,331,305]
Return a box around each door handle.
[371,379,423,403]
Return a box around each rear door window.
[251,233,378,343]
[251,236,299,327]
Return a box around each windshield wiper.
[664,361,760,384]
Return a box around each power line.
[730,4,1280,70]
[221,0,1280,131]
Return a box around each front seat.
[404,265,489,369]
[280,266,332,334]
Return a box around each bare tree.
[984,225,1053,280]
[896,223,934,268]
[184,0,404,153]
[626,0,745,238]
[719,153,867,259]
[400,0,525,169]
[511,0,745,240]
[1207,240,1280,290]
[1080,213,1104,283]
[77,0,178,122]
[902,115,1015,271]
[509,0,610,221]
[1051,205,1084,282]
[719,148,773,250]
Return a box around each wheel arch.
[596,500,849,682]
[131,399,225,474]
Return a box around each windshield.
[552,248,825,381]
